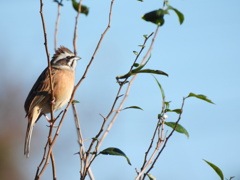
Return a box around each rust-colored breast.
[52,69,75,111]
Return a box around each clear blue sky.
[0,0,239,179]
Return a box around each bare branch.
[54,3,61,51]
[73,0,83,55]
[35,141,48,179]
[50,152,57,180]
[36,0,56,178]
[39,0,54,121]
[72,103,95,180]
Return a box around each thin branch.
[54,3,61,51]
[96,27,158,153]
[84,30,154,178]
[140,119,161,172]
[135,117,165,180]
[50,152,57,180]
[35,141,48,179]
[36,123,55,179]
[73,0,83,55]
[36,0,56,179]
[72,103,95,180]
[139,91,166,176]
[39,0,54,121]
[74,0,114,90]
[75,1,115,178]
[142,97,187,179]
[37,1,115,179]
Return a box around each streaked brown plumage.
[24,46,80,158]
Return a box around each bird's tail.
[24,120,34,158]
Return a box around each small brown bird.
[24,46,81,158]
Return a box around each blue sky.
[0,0,240,179]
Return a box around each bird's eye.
[66,56,71,60]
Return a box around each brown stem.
[35,141,48,179]
[39,0,54,121]
[85,27,154,180]
[50,152,57,180]
[73,0,83,55]
[142,97,186,179]
[54,3,61,51]
[37,123,55,178]
[36,0,56,179]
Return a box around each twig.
[39,1,115,179]
[73,0,83,55]
[54,2,61,51]
[72,103,95,180]
[139,90,166,177]
[50,152,57,180]
[39,0,54,121]
[135,117,165,180]
[74,0,114,90]
[37,123,55,179]
[140,118,161,173]
[36,0,56,179]
[84,30,154,179]
[76,1,115,178]
[141,97,187,179]
[35,141,48,179]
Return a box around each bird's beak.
[75,56,81,61]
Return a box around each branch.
[36,122,55,179]
[35,0,56,179]
[54,2,61,51]
[73,0,83,55]
[39,0,54,121]
[35,141,48,179]
[84,30,154,178]
[135,117,165,180]
[50,152,57,180]
[72,103,95,180]
[35,0,115,179]
[75,0,115,179]
[142,97,186,179]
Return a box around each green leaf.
[92,137,98,141]
[203,159,224,180]
[123,106,143,111]
[164,101,171,109]
[72,100,80,104]
[153,76,165,101]
[133,51,139,55]
[143,34,148,38]
[167,6,184,24]
[132,56,151,72]
[72,0,89,16]
[135,69,168,76]
[147,174,156,180]
[142,9,168,26]
[187,93,214,104]
[116,73,131,80]
[100,147,132,165]
[138,45,145,48]
[133,63,139,67]
[165,122,189,138]
[116,56,151,80]
[165,108,182,114]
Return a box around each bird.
[24,46,81,158]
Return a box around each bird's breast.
[52,69,75,111]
